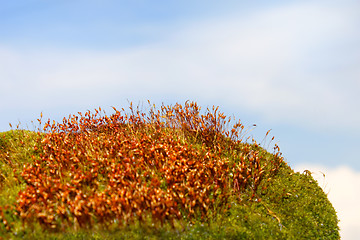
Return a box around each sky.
[1,0,359,238]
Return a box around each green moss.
[0,125,339,239]
[216,164,340,239]
[0,130,41,201]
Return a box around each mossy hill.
[0,102,339,239]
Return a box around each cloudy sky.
[1,0,359,238]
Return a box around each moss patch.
[0,102,339,239]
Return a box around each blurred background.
[1,1,359,238]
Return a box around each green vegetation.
[0,102,339,239]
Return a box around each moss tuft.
[0,102,339,239]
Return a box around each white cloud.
[294,164,360,240]
[1,1,359,132]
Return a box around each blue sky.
[1,1,359,238]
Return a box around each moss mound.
[0,102,339,239]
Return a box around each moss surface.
[0,103,339,239]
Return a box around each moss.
[0,104,339,239]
